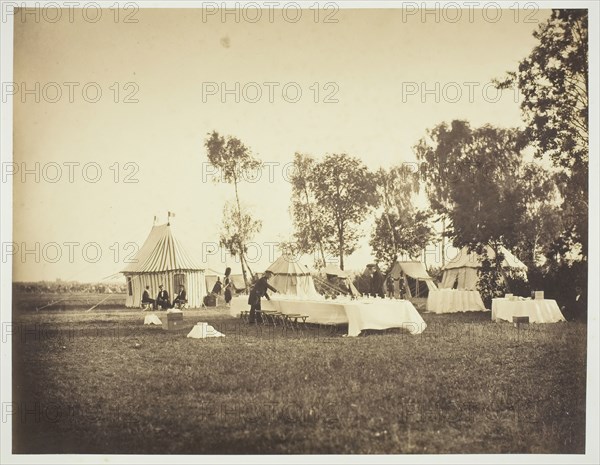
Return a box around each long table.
[492,298,566,323]
[427,289,487,313]
[230,296,426,336]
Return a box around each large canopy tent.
[266,255,321,299]
[440,245,528,290]
[387,260,438,298]
[122,223,206,308]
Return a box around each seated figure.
[156,284,171,310]
[173,285,188,308]
[141,285,155,309]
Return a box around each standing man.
[371,265,385,298]
[386,276,395,299]
[156,284,171,310]
[247,271,278,324]
[223,267,233,306]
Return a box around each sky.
[10,5,551,282]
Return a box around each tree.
[370,165,433,270]
[219,201,262,281]
[513,163,563,268]
[413,120,473,264]
[205,131,262,289]
[415,121,534,294]
[495,9,588,259]
[311,154,378,270]
[447,124,527,250]
[289,153,330,268]
[370,209,435,270]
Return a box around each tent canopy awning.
[398,261,435,281]
[122,223,204,273]
[267,255,311,276]
[444,245,528,271]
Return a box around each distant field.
[12,292,127,312]
[10,292,587,454]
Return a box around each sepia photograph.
[0,1,598,463]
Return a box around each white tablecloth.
[427,289,486,313]
[230,296,426,336]
[492,298,566,323]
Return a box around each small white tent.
[440,245,527,290]
[388,260,437,298]
[205,267,245,295]
[266,255,321,299]
[122,223,206,308]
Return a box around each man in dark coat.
[370,265,385,298]
[142,285,155,308]
[247,271,278,324]
[224,267,233,305]
[173,285,187,308]
[156,284,171,310]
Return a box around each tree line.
[204,10,587,315]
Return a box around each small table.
[492,298,566,323]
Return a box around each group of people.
[142,284,187,310]
[210,267,234,305]
[140,263,399,315]
[366,264,404,299]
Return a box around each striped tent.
[122,223,206,308]
[266,255,320,299]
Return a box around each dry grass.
[11,293,586,454]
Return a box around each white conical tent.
[266,255,321,299]
[389,260,437,298]
[440,245,527,290]
[122,223,206,308]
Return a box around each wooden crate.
[163,312,184,331]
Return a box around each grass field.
[10,292,586,454]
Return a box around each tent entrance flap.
[389,261,437,299]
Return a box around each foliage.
[204,131,262,183]
[374,165,419,213]
[370,209,434,270]
[218,201,262,271]
[414,120,473,217]
[289,153,331,268]
[495,9,588,258]
[415,122,526,246]
[444,125,528,249]
[512,163,563,268]
[310,153,379,270]
[528,257,588,321]
[369,165,434,270]
[205,131,263,289]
